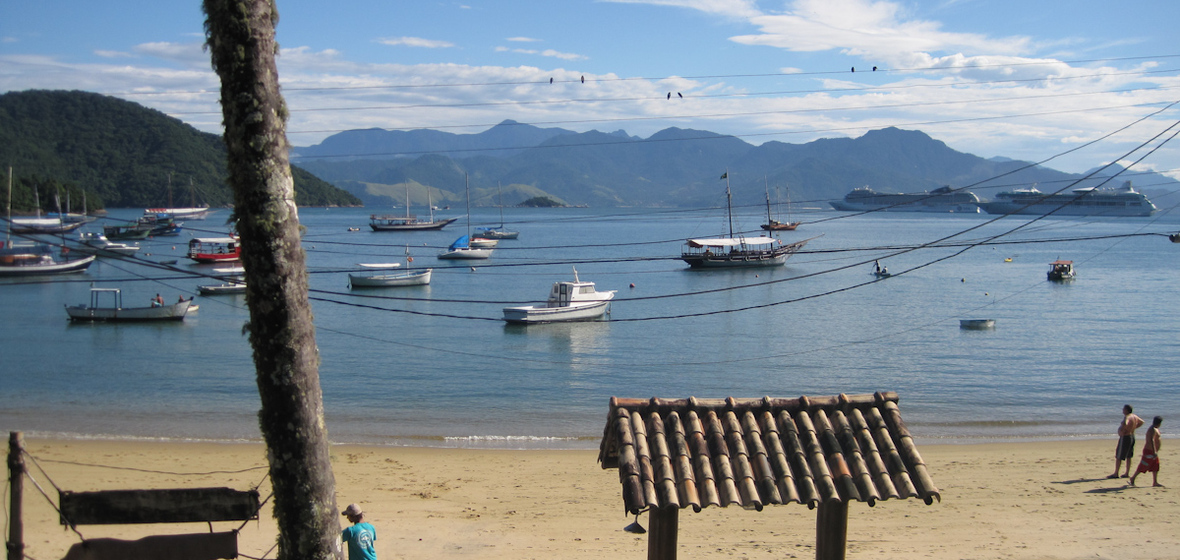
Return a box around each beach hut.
[598,392,940,560]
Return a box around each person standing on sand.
[1129,416,1163,487]
[341,503,377,560]
[1111,404,1145,479]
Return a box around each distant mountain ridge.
[294,121,1180,208]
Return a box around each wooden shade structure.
[598,392,939,560]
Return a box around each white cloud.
[495,46,587,61]
[506,37,541,43]
[601,0,760,18]
[95,50,135,59]
[377,37,456,49]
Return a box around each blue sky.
[3,0,1179,177]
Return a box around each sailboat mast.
[5,167,11,245]
[725,170,734,238]
[764,176,773,225]
[464,173,472,236]
[497,181,505,228]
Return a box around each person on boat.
[1110,404,1144,479]
[341,503,377,560]
[874,260,881,273]
[1129,416,1163,487]
[152,293,164,307]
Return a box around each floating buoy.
[961,278,965,282]
[629,283,635,288]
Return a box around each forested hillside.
[0,90,361,212]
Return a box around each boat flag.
[720,172,727,180]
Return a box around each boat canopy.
[686,236,778,248]
[190,236,238,245]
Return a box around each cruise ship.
[979,181,1156,217]
[829,186,982,213]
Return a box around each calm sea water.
[2,202,1178,448]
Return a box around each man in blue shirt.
[341,503,377,560]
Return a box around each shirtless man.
[1129,416,1163,487]
[1110,404,1144,479]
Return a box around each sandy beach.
[9,438,1176,560]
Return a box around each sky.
[3,0,1180,178]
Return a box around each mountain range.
[0,90,361,211]
[293,121,1180,209]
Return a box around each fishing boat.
[959,319,996,330]
[871,261,891,278]
[761,182,800,231]
[75,232,139,257]
[439,175,494,260]
[370,183,457,231]
[187,236,241,263]
[980,181,1156,217]
[474,182,520,239]
[502,267,615,323]
[139,213,183,236]
[6,217,86,234]
[197,267,246,295]
[65,288,191,322]
[349,262,432,288]
[0,243,96,276]
[1047,260,1075,281]
[102,222,152,240]
[681,171,811,268]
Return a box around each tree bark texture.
[201,2,341,559]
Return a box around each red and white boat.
[187,236,241,263]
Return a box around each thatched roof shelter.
[598,392,939,560]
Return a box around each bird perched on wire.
[667,92,671,99]
[677,92,682,98]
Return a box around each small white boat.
[66,288,191,322]
[503,268,616,324]
[349,267,432,288]
[474,227,519,240]
[469,237,499,248]
[959,319,996,330]
[198,267,246,295]
[75,232,139,257]
[349,247,433,288]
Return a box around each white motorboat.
[75,232,139,257]
[502,268,616,324]
[65,288,191,322]
[468,237,498,248]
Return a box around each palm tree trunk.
[202,1,341,558]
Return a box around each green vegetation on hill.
[0,90,361,212]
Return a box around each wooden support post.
[815,500,848,560]
[7,432,25,560]
[647,506,679,560]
